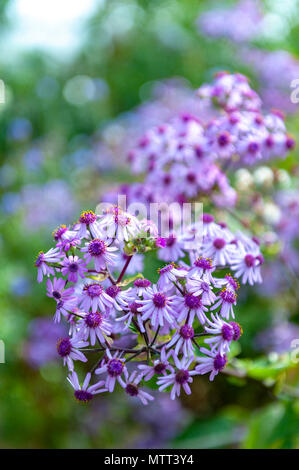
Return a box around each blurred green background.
[1,0,299,449]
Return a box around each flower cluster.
[35,205,263,404]
[104,73,294,212]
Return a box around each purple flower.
[166,324,195,357]
[174,292,208,324]
[67,371,106,402]
[46,277,77,323]
[158,234,185,262]
[211,288,237,320]
[77,312,112,346]
[116,301,145,332]
[204,314,241,355]
[35,248,61,283]
[196,347,227,381]
[57,335,89,371]
[138,348,173,381]
[76,210,101,239]
[82,238,117,271]
[61,255,88,283]
[118,371,154,405]
[95,349,128,393]
[186,276,216,305]
[157,263,188,290]
[157,355,198,400]
[79,281,115,313]
[138,285,178,328]
[133,278,152,296]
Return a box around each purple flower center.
[106,285,121,298]
[186,172,196,183]
[158,264,174,274]
[134,278,151,288]
[57,338,72,357]
[88,239,106,257]
[163,174,172,185]
[221,324,234,342]
[194,257,212,270]
[154,362,167,374]
[265,135,274,148]
[180,324,194,340]
[218,132,230,147]
[125,383,139,396]
[35,252,44,267]
[52,290,62,300]
[213,353,227,371]
[230,322,242,341]
[85,312,103,328]
[107,358,124,377]
[175,369,190,384]
[185,294,202,310]
[166,235,176,247]
[213,238,226,250]
[244,254,255,267]
[79,211,97,225]
[53,225,67,240]
[219,289,236,304]
[85,283,103,298]
[153,293,167,308]
[68,262,79,273]
[129,302,142,314]
[248,142,259,154]
[203,213,214,224]
[286,136,295,149]
[74,390,93,402]
[225,274,239,291]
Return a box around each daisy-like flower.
[196,347,227,381]
[52,224,74,241]
[35,248,61,283]
[98,206,140,242]
[202,213,224,238]
[138,347,173,381]
[202,234,236,266]
[186,276,217,305]
[214,273,240,292]
[211,288,237,320]
[133,278,152,296]
[67,371,106,403]
[157,263,188,290]
[61,255,88,283]
[116,301,145,332]
[105,285,134,311]
[118,371,154,405]
[82,238,117,272]
[57,335,89,371]
[230,250,263,285]
[157,355,198,400]
[174,292,208,324]
[203,313,242,355]
[95,349,128,393]
[56,233,81,253]
[46,277,77,323]
[79,281,115,313]
[77,311,112,346]
[166,324,195,357]
[76,210,101,239]
[158,234,185,262]
[188,257,216,283]
[138,285,178,328]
